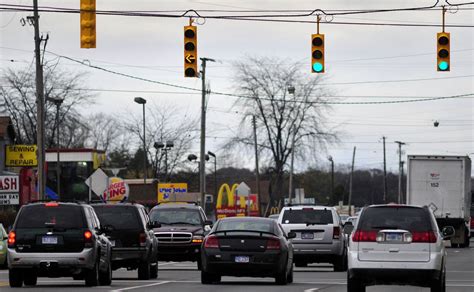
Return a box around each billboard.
[5,145,38,167]
[157,183,188,202]
[0,175,19,205]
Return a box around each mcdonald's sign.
[216,183,259,219]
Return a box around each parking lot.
[1,239,473,292]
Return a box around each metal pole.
[33,0,46,200]
[348,146,356,216]
[164,148,168,182]
[401,161,405,204]
[330,159,334,204]
[199,57,215,211]
[395,141,405,204]
[253,116,261,216]
[55,102,60,198]
[142,103,147,184]
[214,156,217,201]
[288,128,296,205]
[383,136,387,203]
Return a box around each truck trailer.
[407,155,471,248]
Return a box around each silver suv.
[346,204,452,292]
[278,205,347,271]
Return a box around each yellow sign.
[5,145,38,167]
[158,183,188,202]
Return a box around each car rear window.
[282,208,333,224]
[149,208,202,225]
[15,205,85,229]
[358,207,431,231]
[217,219,273,233]
[93,205,141,230]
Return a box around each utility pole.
[328,156,334,204]
[199,57,215,212]
[33,0,46,200]
[288,127,296,205]
[382,136,387,203]
[348,146,356,216]
[252,116,261,216]
[395,141,406,204]
[400,160,405,204]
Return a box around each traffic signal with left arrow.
[184,25,198,77]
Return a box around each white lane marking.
[110,281,171,292]
[304,288,320,292]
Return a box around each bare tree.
[84,113,124,152]
[229,56,338,203]
[0,66,95,148]
[125,103,199,181]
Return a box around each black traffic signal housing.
[437,32,450,72]
[80,0,96,48]
[184,25,198,77]
[311,34,325,73]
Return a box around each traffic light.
[437,32,450,71]
[184,25,198,77]
[311,34,325,73]
[80,0,96,48]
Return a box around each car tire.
[9,268,23,287]
[334,252,348,272]
[347,274,365,292]
[275,268,289,285]
[150,262,158,279]
[287,266,294,284]
[201,270,220,284]
[23,269,37,286]
[98,261,112,286]
[85,261,99,287]
[431,267,446,292]
[295,261,307,267]
[459,228,470,248]
[197,258,203,270]
[138,259,151,280]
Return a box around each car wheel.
[138,259,151,280]
[23,269,37,286]
[9,268,23,287]
[287,266,294,284]
[459,228,470,248]
[275,268,289,285]
[334,253,348,272]
[85,261,99,286]
[295,261,307,267]
[201,270,220,284]
[347,274,365,292]
[197,258,203,270]
[150,262,158,279]
[98,261,112,286]
[431,267,446,292]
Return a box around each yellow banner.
[5,145,38,167]
[157,183,188,202]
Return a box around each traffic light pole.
[199,57,215,212]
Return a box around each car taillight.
[139,232,147,247]
[45,202,59,207]
[412,231,437,243]
[204,235,219,249]
[470,218,474,228]
[333,226,340,239]
[266,237,281,250]
[7,231,16,247]
[84,230,93,247]
[352,230,377,242]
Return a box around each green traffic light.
[438,61,449,71]
[312,62,324,72]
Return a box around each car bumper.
[111,247,148,262]
[7,248,95,269]
[292,240,343,262]
[157,244,201,262]
[202,250,286,277]
[349,268,441,286]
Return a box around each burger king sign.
[102,177,129,203]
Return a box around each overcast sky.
[0,0,473,174]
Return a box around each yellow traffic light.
[437,32,450,71]
[311,34,325,73]
[184,25,198,77]
[80,0,96,48]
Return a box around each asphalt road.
[1,239,473,292]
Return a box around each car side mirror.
[148,221,161,229]
[343,223,354,235]
[287,231,296,239]
[441,226,455,238]
[204,220,213,227]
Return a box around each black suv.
[7,201,112,287]
[148,203,212,269]
[91,203,159,279]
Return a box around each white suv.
[278,205,346,271]
[346,204,452,292]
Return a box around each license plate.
[42,236,58,245]
[385,233,402,241]
[301,232,314,239]
[235,256,249,263]
[110,240,115,247]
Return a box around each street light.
[47,97,64,198]
[207,151,217,198]
[154,141,174,181]
[188,153,209,204]
[328,156,334,205]
[134,97,147,184]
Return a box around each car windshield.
[93,205,141,230]
[15,205,85,229]
[216,219,273,233]
[282,208,333,224]
[149,208,202,225]
[358,207,431,231]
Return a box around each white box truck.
[407,155,471,248]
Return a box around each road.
[1,239,473,292]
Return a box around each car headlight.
[192,235,203,243]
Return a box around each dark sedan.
[201,217,295,285]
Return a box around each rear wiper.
[372,226,399,230]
